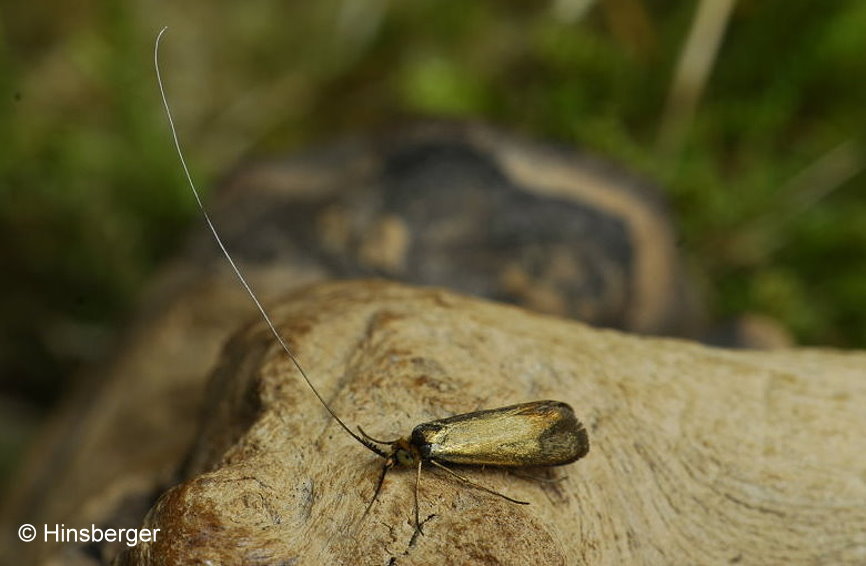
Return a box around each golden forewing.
[411,400,589,466]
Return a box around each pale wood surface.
[114,280,865,565]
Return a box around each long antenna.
[154,27,386,459]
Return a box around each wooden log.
[1,125,856,564]
[108,280,865,565]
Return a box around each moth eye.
[396,450,414,467]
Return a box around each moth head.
[390,437,418,467]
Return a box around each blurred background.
[1,1,864,490]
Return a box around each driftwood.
[107,280,865,564]
[2,125,862,564]
[5,280,866,564]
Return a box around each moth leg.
[429,460,530,505]
[414,459,424,536]
[362,460,392,520]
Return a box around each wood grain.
[111,280,866,565]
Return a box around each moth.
[357,400,588,531]
[154,27,590,535]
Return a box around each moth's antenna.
[154,27,386,459]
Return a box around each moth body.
[403,400,588,467]
[360,400,589,531]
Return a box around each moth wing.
[412,400,589,466]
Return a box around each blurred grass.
[1,1,864,483]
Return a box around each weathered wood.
[1,125,851,564]
[109,280,864,565]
